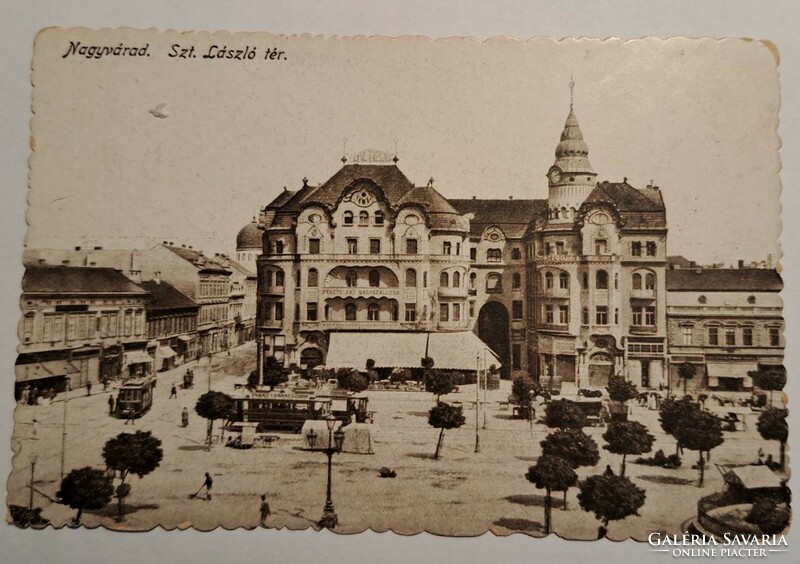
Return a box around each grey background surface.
[1,1,798,562]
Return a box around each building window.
[582,307,589,325]
[645,273,656,290]
[405,269,417,287]
[545,243,553,255]
[309,238,321,254]
[769,326,780,347]
[273,302,283,321]
[554,242,564,255]
[345,303,356,321]
[469,272,477,290]
[470,248,477,261]
[511,247,522,260]
[545,272,554,289]
[440,271,449,288]
[443,242,452,255]
[632,273,642,290]
[747,295,756,304]
[306,302,318,321]
[614,308,619,325]
[544,304,554,324]
[23,314,34,343]
[343,211,354,225]
[358,211,369,225]
[274,241,284,254]
[486,273,503,292]
[405,303,417,322]
[453,271,461,287]
[275,270,285,286]
[708,326,719,346]
[742,326,753,346]
[680,326,693,345]
[512,273,522,289]
[440,303,449,322]
[369,269,380,287]
[646,241,657,256]
[725,327,736,346]
[596,270,609,289]
[645,306,656,326]
[452,303,461,322]
[582,272,588,289]
[559,272,569,290]
[370,238,381,254]
[512,344,522,370]
[367,303,380,321]
[595,239,607,255]
[308,269,318,287]
[559,305,569,324]
[487,248,502,262]
[595,306,608,325]
[406,239,418,255]
[614,273,619,290]
[347,238,358,254]
[512,300,523,320]
[698,295,707,304]
[456,242,461,255]
[469,302,475,318]
[423,272,427,288]
[631,241,642,256]
[374,211,384,225]
[346,270,357,287]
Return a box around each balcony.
[630,288,656,300]
[629,324,658,335]
[261,285,285,296]
[534,254,576,265]
[321,287,401,299]
[537,287,570,298]
[537,323,570,333]
[313,320,404,331]
[437,286,469,298]
[258,319,284,329]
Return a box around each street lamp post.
[306,414,345,528]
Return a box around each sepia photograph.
[6,26,790,547]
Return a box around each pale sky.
[28,31,781,265]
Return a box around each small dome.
[236,220,261,249]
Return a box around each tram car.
[232,394,333,433]
[115,376,157,419]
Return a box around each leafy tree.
[247,370,259,391]
[756,407,788,469]
[428,402,466,459]
[102,431,164,522]
[56,466,114,525]
[263,355,287,389]
[545,399,588,429]
[606,376,639,403]
[745,498,790,535]
[335,368,370,392]
[659,396,700,455]
[674,409,723,486]
[8,505,50,529]
[677,363,696,395]
[526,455,577,534]
[195,391,235,449]
[425,369,457,401]
[540,428,600,469]
[512,377,535,407]
[602,421,654,477]
[750,368,786,404]
[578,474,646,534]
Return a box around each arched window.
[369,269,380,288]
[453,271,461,288]
[275,270,285,286]
[307,269,318,287]
[343,211,354,225]
[559,272,569,290]
[469,272,477,289]
[582,307,589,325]
[367,303,380,321]
[596,270,608,289]
[423,272,427,288]
[359,210,369,225]
[486,273,503,291]
[440,271,449,288]
[512,273,522,289]
[632,273,642,290]
[614,273,619,290]
[374,211,384,225]
[645,273,656,290]
[345,303,357,321]
[487,248,502,262]
[346,270,357,287]
[405,268,417,287]
[544,272,554,289]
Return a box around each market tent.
[726,466,783,490]
[341,423,374,454]
[325,331,500,371]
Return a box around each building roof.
[584,181,665,212]
[164,245,231,274]
[139,280,199,311]
[666,268,783,292]
[450,198,547,238]
[667,255,694,269]
[226,257,257,279]
[22,265,149,295]
[236,219,262,250]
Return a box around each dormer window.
[343,211,354,225]
[359,211,369,225]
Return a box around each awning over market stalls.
[724,465,783,490]
[707,363,756,388]
[155,346,177,362]
[324,331,500,371]
[15,359,80,383]
[125,350,155,365]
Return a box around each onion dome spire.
[553,78,594,174]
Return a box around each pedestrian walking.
[259,494,271,526]
[170,385,178,399]
[86,381,92,396]
[108,394,115,415]
[191,472,213,500]
[181,407,189,427]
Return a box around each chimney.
[738,260,745,269]
[75,246,81,251]
[509,195,513,200]
[62,259,70,265]
[767,254,773,269]
[154,271,161,285]
[472,196,476,200]
[162,241,168,245]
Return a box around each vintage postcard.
[9,28,788,544]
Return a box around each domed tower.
[546,81,597,221]
[235,217,261,272]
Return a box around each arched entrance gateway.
[477,301,510,379]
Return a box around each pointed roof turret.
[553,80,594,174]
